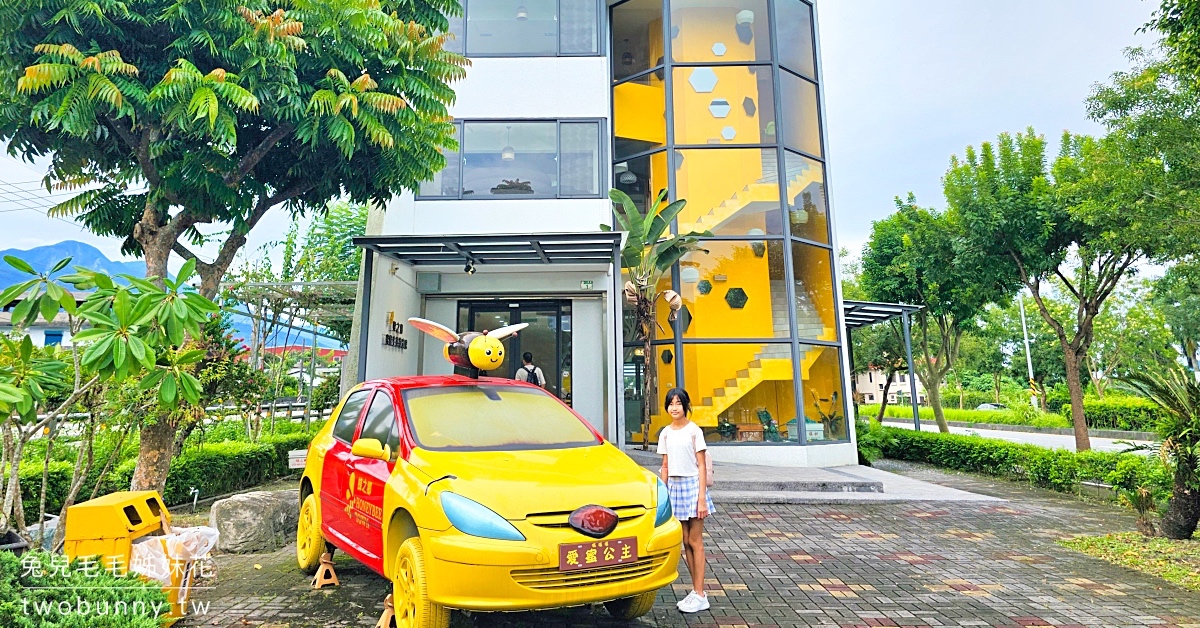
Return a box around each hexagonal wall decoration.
[668,304,692,334]
[708,99,731,118]
[711,42,727,57]
[697,280,713,295]
[743,97,756,116]
[725,288,749,309]
[721,126,737,141]
[661,349,673,365]
[688,67,718,93]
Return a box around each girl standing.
[656,387,714,613]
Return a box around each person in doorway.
[519,352,546,388]
[656,387,714,613]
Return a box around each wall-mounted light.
[501,125,515,161]
[516,5,528,20]
[464,261,476,275]
[735,10,755,44]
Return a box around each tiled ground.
[179,462,1200,628]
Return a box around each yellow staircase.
[679,154,821,234]
[691,346,825,427]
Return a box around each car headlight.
[440,492,525,541]
[654,478,672,527]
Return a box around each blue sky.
[818,0,1157,255]
[0,0,1159,266]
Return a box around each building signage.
[383,312,408,350]
[580,280,593,290]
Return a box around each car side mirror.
[351,438,391,462]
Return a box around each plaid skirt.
[667,475,715,521]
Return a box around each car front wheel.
[296,493,326,574]
[604,590,658,620]
[393,538,450,628]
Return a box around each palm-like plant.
[602,189,710,448]
[1120,368,1200,539]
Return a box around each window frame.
[452,0,604,58]
[416,118,608,201]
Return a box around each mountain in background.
[0,240,344,349]
[0,240,144,286]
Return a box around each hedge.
[880,427,1169,495]
[10,431,318,525]
[1062,397,1167,433]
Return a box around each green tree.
[947,124,1196,450]
[1146,0,1200,78]
[1086,280,1174,398]
[861,196,1016,432]
[603,189,709,448]
[1154,260,1200,371]
[0,0,466,491]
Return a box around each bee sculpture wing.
[407,317,462,343]
[486,323,529,340]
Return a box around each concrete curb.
[710,491,998,505]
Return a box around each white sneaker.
[676,591,698,609]
[677,591,710,613]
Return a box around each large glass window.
[446,0,600,57]
[670,0,772,63]
[419,123,462,198]
[613,73,666,159]
[775,0,816,79]
[611,0,664,81]
[673,66,776,146]
[419,121,603,200]
[780,71,822,157]
[680,343,796,442]
[678,240,790,339]
[613,150,668,215]
[791,240,837,342]
[675,148,782,235]
[784,151,829,243]
[800,345,847,441]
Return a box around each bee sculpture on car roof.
[408,317,527,377]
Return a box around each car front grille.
[524,506,646,529]
[510,553,669,590]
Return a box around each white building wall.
[363,260,422,381]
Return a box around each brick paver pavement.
[180,462,1200,628]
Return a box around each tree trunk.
[1161,464,1200,540]
[639,296,655,450]
[1061,347,1091,452]
[52,413,97,551]
[875,375,893,422]
[129,416,179,495]
[925,381,949,433]
[993,374,1000,403]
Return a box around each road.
[881,419,1155,453]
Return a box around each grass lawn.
[1059,532,1200,591]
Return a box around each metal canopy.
[354,232,624,267]
[842,300,923,330]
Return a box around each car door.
[347,389,401,568]
[320,388,371,548]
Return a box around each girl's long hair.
[664,387,692,416]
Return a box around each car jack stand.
[374,594,395,628]
[311,553,340,589]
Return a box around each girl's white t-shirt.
[656,421,707,477]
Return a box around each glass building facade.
[612,0,847,446]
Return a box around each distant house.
[0,291,89,347]
[261,345,347,359]
[853,369,927,405]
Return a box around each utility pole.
[1018,292,1036,408]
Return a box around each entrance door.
[459,301,572,404]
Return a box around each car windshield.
[402,385,601,451]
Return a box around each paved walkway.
[178,461,1200,628]
[881,420,1156,453]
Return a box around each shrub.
[880,427,1168,495]
[1062,397,1167,432]
[0,551,169,628]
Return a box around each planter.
[0,530,29,556]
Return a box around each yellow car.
[296,375,682,627]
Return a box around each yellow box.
[64,491,194,618]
